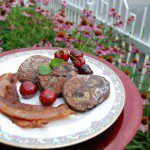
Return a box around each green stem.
[80,38,91,51]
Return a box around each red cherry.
[70,50,83,60]
[73,57,86,68]
[20,81,38,99]
[39,89,57,106]
[54,51,62,58]
[54,50,69,61]
[61,50,70,61]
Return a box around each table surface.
[0,47,143,150]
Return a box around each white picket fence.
[41,0,150,88]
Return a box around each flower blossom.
[131,44,140,54]
[41,10,51,18]
[139,116,149,133]
[40,0,52,6]
[0,4,10,12]
[141,92,149,106]
[127,15,135,25]
[0,10,8,21]
[144,60,150,69]
[61,1,68,7]
[23,11,34,18]
[54,31,66,42]
[8,0,17,7]
[108,8,116,17]
[35,7,42,13]
[130,58,138,67]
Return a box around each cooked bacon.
[11,118,50,128]
[0,73,19,102]
[0,96,74,120]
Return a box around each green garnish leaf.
[50,77,55,83]
[39,65,51,75]
[49,58,64,69]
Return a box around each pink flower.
[129,58,138,67]
[67,34,74,42]
[66,43,74,49]
[144,61,150,69]
[45,41,52,47]
[0,40,3,45]
[54,31,66,42]
[131,44,140,54]
[61,1,68,7]
[108,8,116,18]
[0,10,8,21]
[94,30,104,39]
[18,0,25,7]
[139,117,149,133]
[0,4,10,12]
[127,15,135,25]
[35,7,41,13]
[118,59,127,66]
[27,0,34,7]
[41,10,51,18]
[120,50,126,58]
[83,30,91,38]
[40,0,52,6]
[10,25,16,30]
[114,20,123,27]
[97,43,104,50]
[101,49,110,56]
[63,21,73,31]
[54,25,59,32]
[8,0,16,7]
[110,46,120,55]
[23,11,34,18]
[33,43,42,47]
[33,18,41,23]
[81,9,93,19]
[52,9,66,26]
[94,49,102,55]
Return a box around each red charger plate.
[0,47,142,150]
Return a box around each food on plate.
[0,50,110,128]
[0,73,74,128]
[54,50,70,61]
[18,55,51,83]
[63,75,110,112]
[0,95,74,120]
[0,73,19,102]
[70,49,83,60]
[73,57,86,68]
[78,64,93,75]
[39,89,57,106]
[11,118,50,128]
[38,62,77,95]
[20,81,38,99]
[70,50,86,68]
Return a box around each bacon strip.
[0,96,74,120]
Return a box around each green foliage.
[0,6,55,51]
[126,131,150,150]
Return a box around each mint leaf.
[49,58,64,69]
[39,65,51,75]
[50,77,55,83]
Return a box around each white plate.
[0,49,125,149]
